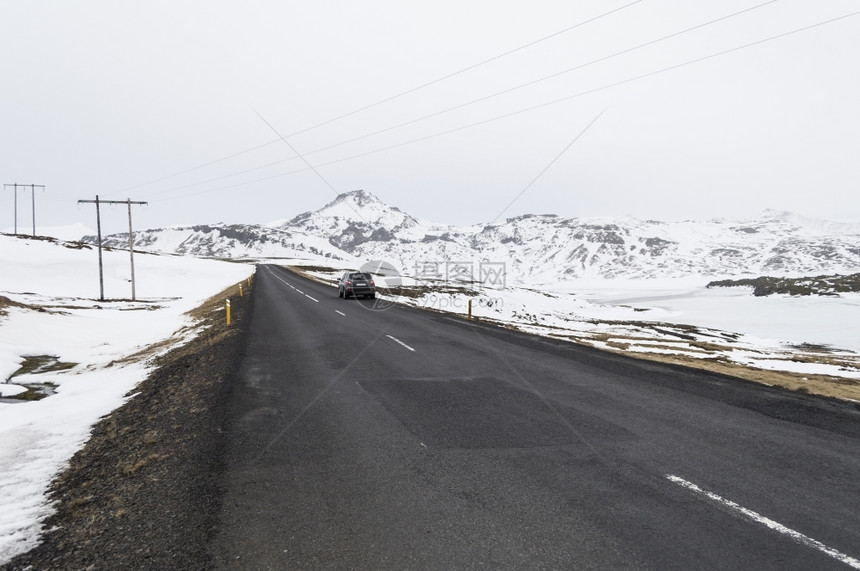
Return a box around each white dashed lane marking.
[386,335,415,352]
[267,265,356,314]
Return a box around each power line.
[132,155,294,200]
[140,0,784,200]
[110,1,643,196]
[489,109,607,225]
[279,0,644,140]
[155,8,860,203]
[115,138,282,195]
[294,0,782,159]
[253,109,342,200]
[253,109,373,225]
[286,9,860,169]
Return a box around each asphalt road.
[210,264,860,569]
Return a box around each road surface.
[210,264,860,569]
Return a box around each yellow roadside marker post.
[226,299,231,325]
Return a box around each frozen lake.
[566,279,860,353]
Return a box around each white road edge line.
[267,267,320,303]
[666,475,860,569]
[386,334,415,352]
[335,310,346,316]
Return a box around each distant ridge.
[83,190,860,282]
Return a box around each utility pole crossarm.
[78,199,147,206]
[5,183,45,236]
[77,196,149,301]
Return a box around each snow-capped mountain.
[283,189,428,252]
[83,190,860,282]
[88,223,349,261]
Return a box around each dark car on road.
[337,271,376,299]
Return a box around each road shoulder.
[2,284,252,570]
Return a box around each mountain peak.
[280,189,423,252]
[332,189,380,207]
[316,189,405,220]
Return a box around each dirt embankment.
[3,281,253,571]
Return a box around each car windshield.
[350,273,371,280]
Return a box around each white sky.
[2,1,859,236]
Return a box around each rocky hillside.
[83,190,860,282]
[708,273,860,297]
[84,223,348,261]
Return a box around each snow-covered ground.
[570,278,860,354]
[0,233,253,563]
[2,224,94,242]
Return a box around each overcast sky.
[2,1,859,236]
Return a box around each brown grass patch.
[286,265,338,286]
[290,264,341,273]
[142,430,159,445]
[635,343,714,355]
[689,340,735,352]
[107,278,251,368]
[0,295,32,316]
[9,355,77,378]
[122,453,164,475]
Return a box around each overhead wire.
[254,109,374,224]
[143,0,782,200]
[132,155,293,200]
[253,109,352,207]
[114,137,282,195]
[489,109,608,225]
[155,8,860,204]
[108,0,644,197]
[204,0,783,177]
[273,0,643,140]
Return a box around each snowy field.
[0,233,252,563]
[570,278,860,354]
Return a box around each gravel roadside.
[2,281,253,570]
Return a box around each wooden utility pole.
[4,183,44,236]
[126,199,138,300]
[78,196,147,301]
